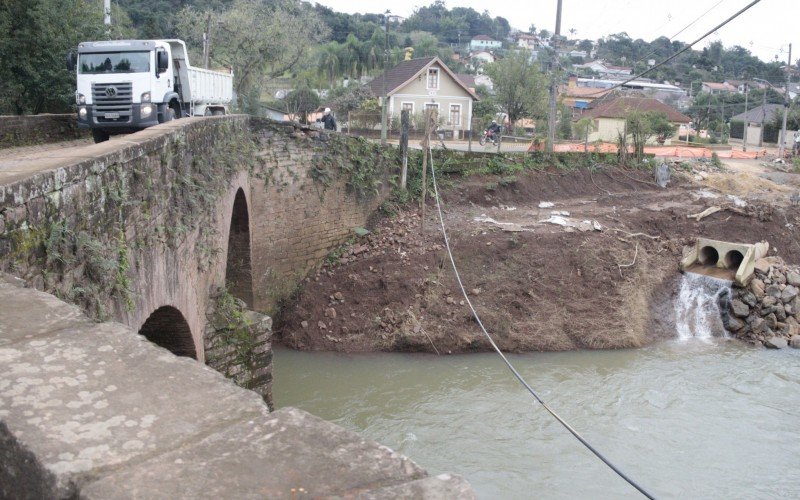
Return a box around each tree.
[177,0,329,100]
[626,111,676,160]
[318,43,341,86]
[284,86,319,124]
[471,84,497,121]
[0,0,131,114]
[557,104,573,139]
[330,85,375,115]
[573,117,596,151]
[484,51,547,124]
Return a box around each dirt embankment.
[274,163,800,354]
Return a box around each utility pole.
[546,0,563,152]
[380,10,390,146]
[760,85,766,147]
[779,43,792,158]
[742,83,749,151]
[103,0,111,25]
[202,12,212,69]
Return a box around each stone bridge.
[0,115,393,400]
[0,116,473,496]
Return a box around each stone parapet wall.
[0,114,88,149]
[0,274,473,498]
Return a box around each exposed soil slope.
[275,163,800,353]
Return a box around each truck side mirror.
[157,51,169,74]
[66,52,77,72]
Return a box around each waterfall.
[674,272,733,341]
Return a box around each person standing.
[320,107,337,131]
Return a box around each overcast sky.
[313,0,796,66]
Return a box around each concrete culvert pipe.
[724,250,744,270]
[698,246,720,266]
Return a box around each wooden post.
[468,117,473,152]
[584,121,589,153]
[400,109,409,190]
[420,109,432,233]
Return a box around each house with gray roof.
[368,56,479,138]
[729,103,787,147]
[730,103,784,124]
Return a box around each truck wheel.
[212,109,225,116]
[91,129,109,143]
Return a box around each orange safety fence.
[528,142,768,159]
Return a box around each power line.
[669,0,725,41]
[583,0,762,97]
[630,0,725,70]
[424,143,656,499]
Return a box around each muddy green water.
[273,340,800,499]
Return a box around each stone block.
[0,275,91,346]
[81,408,430,499]
[765,336,788,349]
[754,259,771,275]
[730,299,750,318]
[781,285,799,304]
[726,316,745,331]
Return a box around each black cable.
[425,143,656,499]
[583,0,763,97]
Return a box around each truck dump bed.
[186,66,233,105]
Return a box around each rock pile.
[726,256,800,349]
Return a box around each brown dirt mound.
[274,166,800,353]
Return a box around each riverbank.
[275,160,800,353]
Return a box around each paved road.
[0,120,193,186]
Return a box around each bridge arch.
[138,306,197,359]
[225,187,254,307]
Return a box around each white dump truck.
[67,39,233,142]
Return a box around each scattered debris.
[655,162,670,188]
[727,195,747,208]
[688,204,749,221]
[542,215,603,232]
[695,189,720,199]
[688,206,723,221]
[617,243,639,277]
[473,215,527,232]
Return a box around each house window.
[401,102,414,114]
[424,102,439,118]
[427,68,439,89]
[449,104,461,127]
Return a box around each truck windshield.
[79,52,150,74]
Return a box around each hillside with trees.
[1,0,795,121]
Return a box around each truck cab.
[70,39,232,142]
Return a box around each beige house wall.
[588,117,684,145]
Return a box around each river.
[273,339,800,499]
